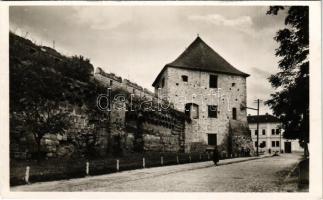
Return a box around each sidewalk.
[12,155,269,191]
[280,157,309,192]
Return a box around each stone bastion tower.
[152,36,254,156]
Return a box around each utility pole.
[243,99,262,156]
[256,99,260,156]
[279,129,282,153]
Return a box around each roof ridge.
[166,36,249,75]
[152,36,249,87]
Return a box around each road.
[12,153,302,192]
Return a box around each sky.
[9,6,287,115]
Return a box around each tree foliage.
[10,33,107,159]
[265,6,309,145]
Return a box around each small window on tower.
[161,78,165,88]
[185,103,199,119]
[185,104,191,118]
[209,75,218,88]
[232,107,237,120]
[208,105,218,118]
[191,104,199,119]
[207,134,217,146]
[182,75,188,82]
[232,83,236,87]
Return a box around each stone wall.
[11,67,189,160]
[94,67,156,100]
[125,110,186,153]
[228,120,254,156]
[94,67,187,153]
[10,104,101,159]
[10,114,37,159]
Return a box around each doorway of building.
[284,142,292,153]
[208,134,217,146]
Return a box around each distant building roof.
[152,36,249,87]
[247,114,280,124]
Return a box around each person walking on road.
[213,147,219,166]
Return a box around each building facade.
[248,114,303,154]
[152,36,254,154]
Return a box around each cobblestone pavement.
[12,153,302,192]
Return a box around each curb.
[12,156,270,188]
[12,156,270,190]
[218,155,271,166]
[279,159,304,192]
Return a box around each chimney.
[265,113,268,115]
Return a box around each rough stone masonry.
[152,36,254,155]
[10,33,254,159]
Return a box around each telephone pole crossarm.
[244,107,258,111]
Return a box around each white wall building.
[247,114,303,154]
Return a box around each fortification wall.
[94,67,187,153]
[94,67,156,100]
[10,104,102,159]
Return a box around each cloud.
[251,67,272,78]
[73,7,134,30]
[189,14,252,27]
[188,14,257,36]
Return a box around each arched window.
[185,103,199,119]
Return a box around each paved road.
[12,153,302,192]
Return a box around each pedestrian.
[213,147,219,166]
[246,148,250,156]
[240,147,244,157]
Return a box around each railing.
[10,152,216,186]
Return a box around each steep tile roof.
[247,114,280,124]
[152,36,249,87]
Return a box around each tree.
[10,32,107,160]
[266,6,309,156]
[10,60,72,160]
